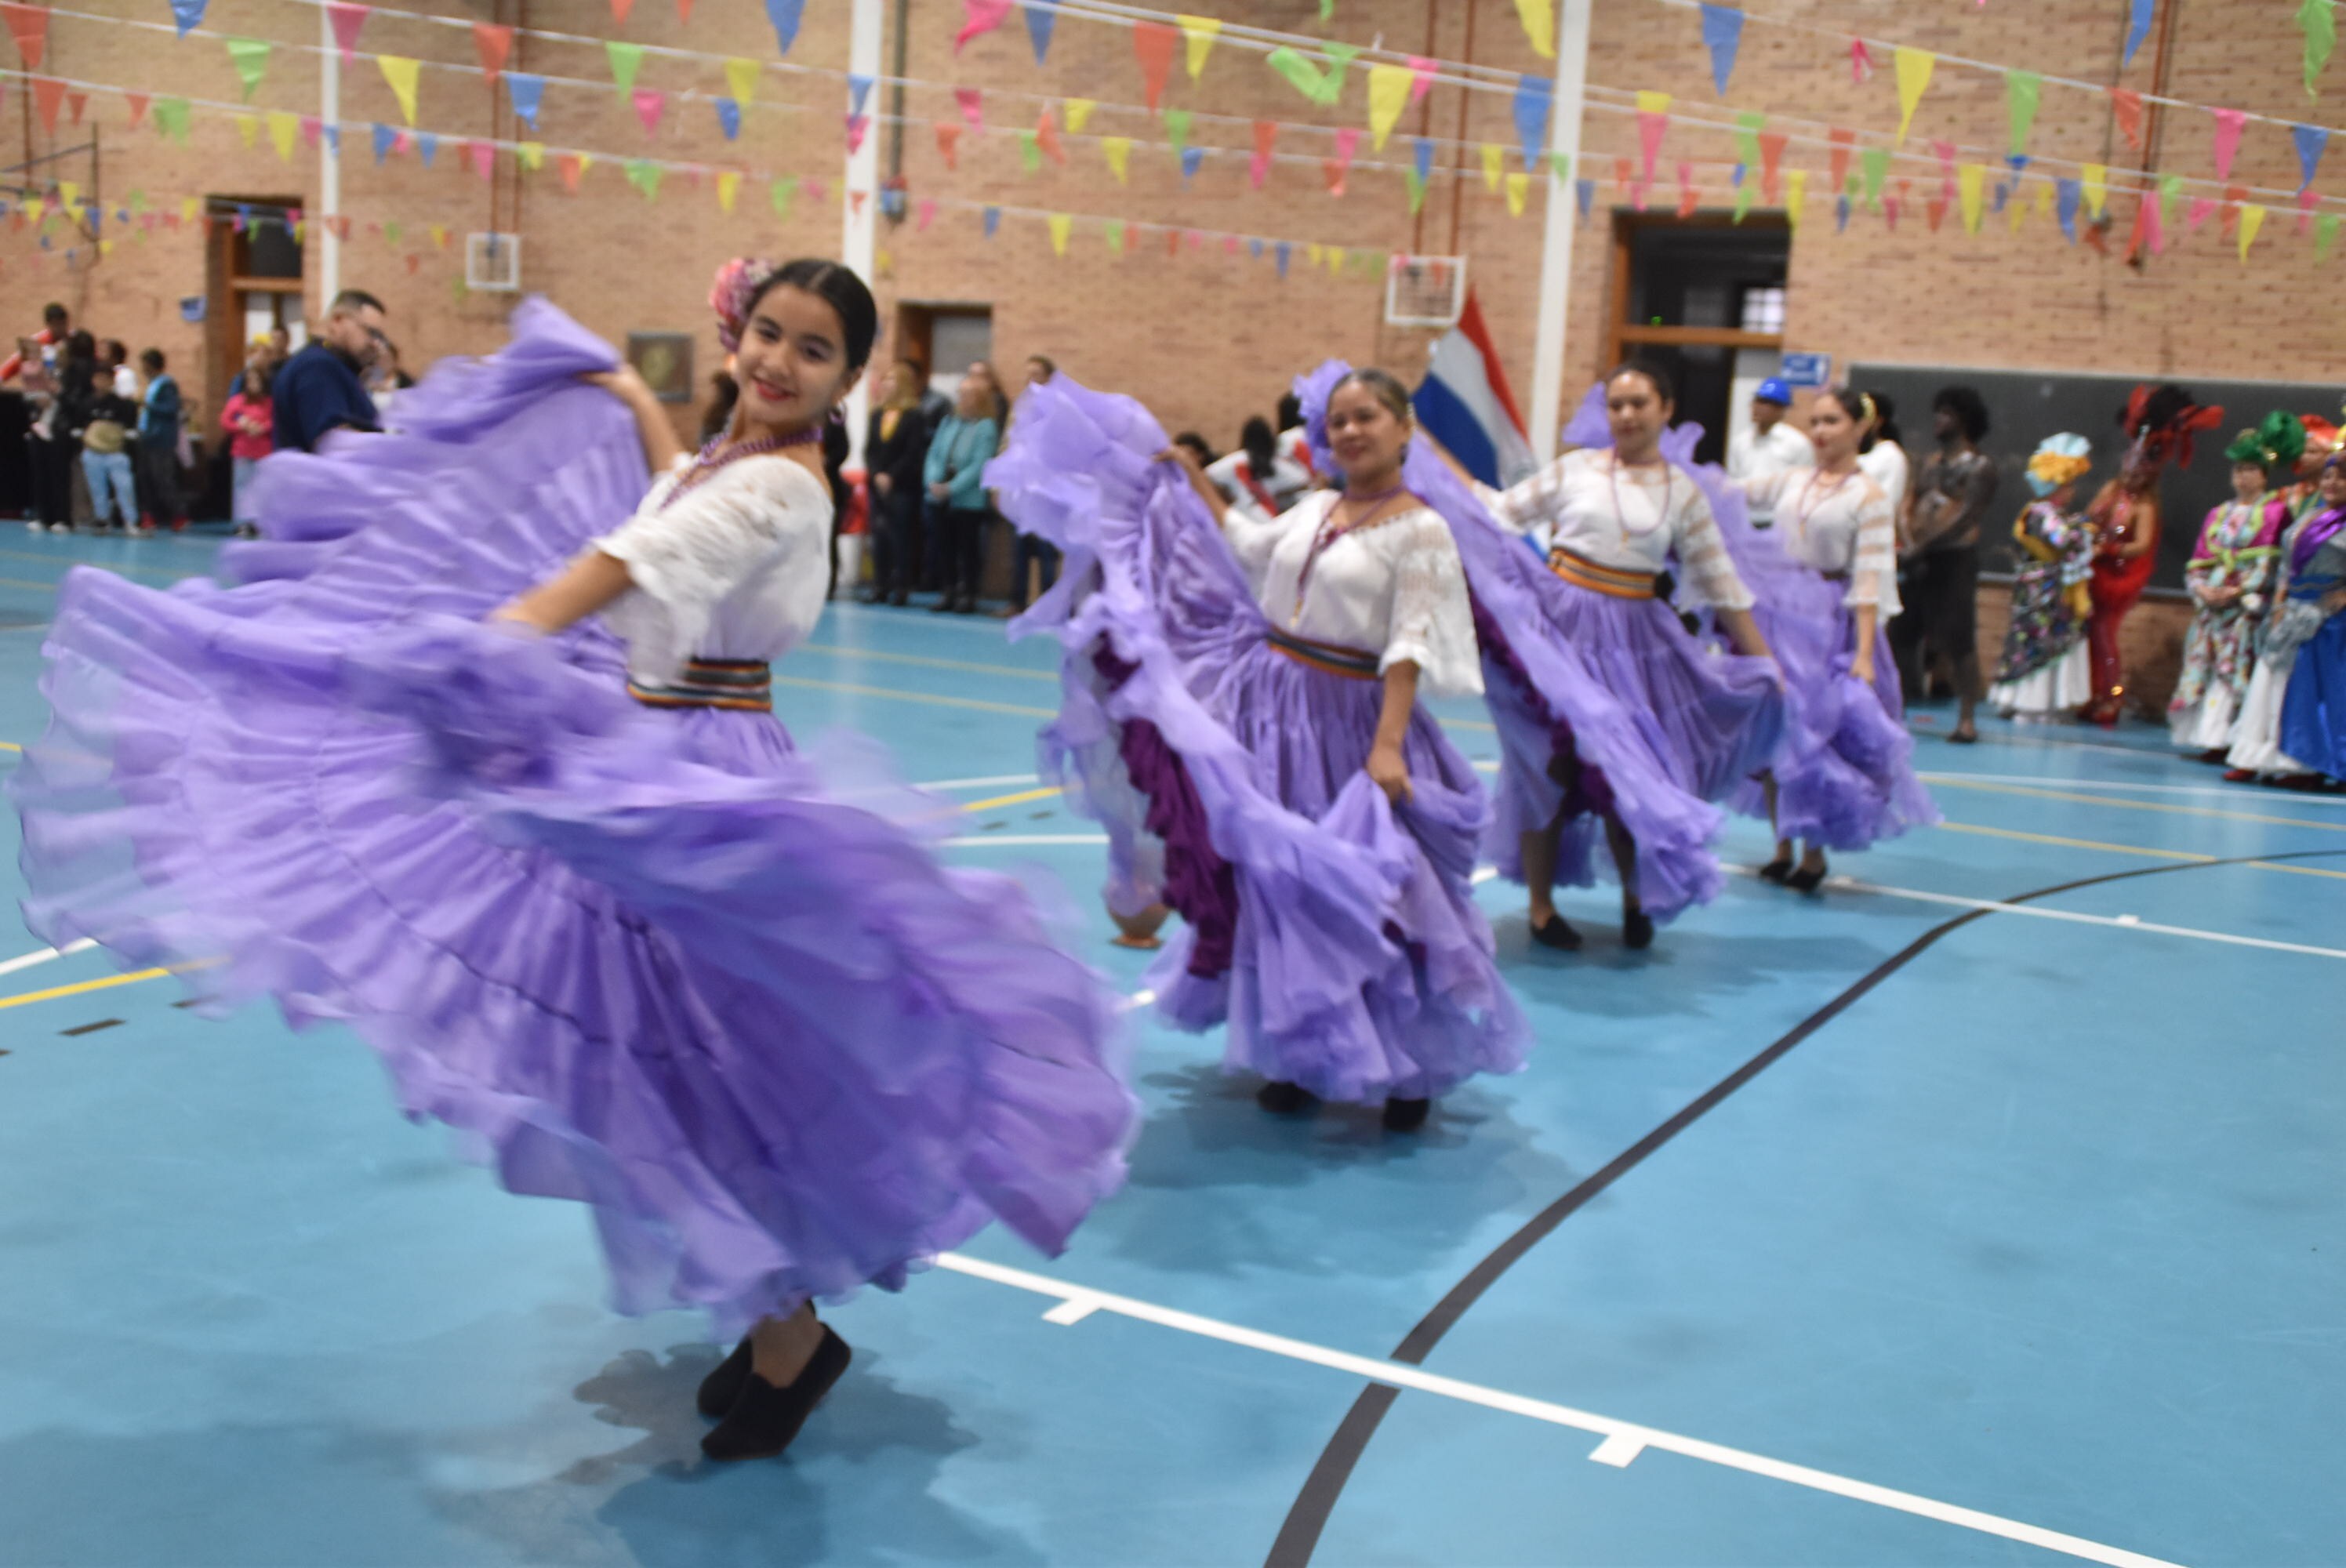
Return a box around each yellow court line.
[1936,818,2346,880]
[768,673,1056,719]
[0,966,171,1012]
[0,575,64,592]
[0,740,20,753]
[794,642,1060,683]
[1928,777,2346,834]
[0,548,187,584]
[963,786,1065,812]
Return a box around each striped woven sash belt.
[1265,626,1382,681]
[1548,546,1658,600]
[626,657,774,711]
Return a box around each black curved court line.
[1266,847,2346,1566]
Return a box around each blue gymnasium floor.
[2,528,2342,1568]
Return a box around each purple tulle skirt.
[1730,571,1939,851]
[11,300,1134,1338]
[1290,365,1785,926]
[991,378,1529,1105]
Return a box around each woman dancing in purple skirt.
[992,368,1527,1131]
[12,260,1134,1462]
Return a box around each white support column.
[841,0,883,462]
[318,3,342,311]
[1527,0,1594,463]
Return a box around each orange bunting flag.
[1250,119,1276,187]
[1036,104,1065,164]
[2108,86,2144,151]
[1132,21,1177,111]
[473,22,513,82]
[1324,157,1347,197]
[2,2,49,71]
[935,122,961,169]
[610,0,635,23]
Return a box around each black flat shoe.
[1757,857,1794,884]
[1622,908,1655,949]
[1946,727,1979,745]
[701,1327,852,1462]
[1530,913,1583,951]
[1382,1097,1430,1132]
[1785,864,1828,893]
[1255,1079,1312,1115]
[697,1336,754,1419]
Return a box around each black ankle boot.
[1530,913,1583,951]
[1382,1096,1431,1131]
[1622,907,1655,949]
[701,1327,853,1462]
[1255,1080,1312,1115]
[696,1336,754,1418]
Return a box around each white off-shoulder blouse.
[590,452,833,686]
[1741,467,1902,615]
[1222,490,1484,698]
[1475,448,1754,612]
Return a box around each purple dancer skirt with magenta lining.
[990,376,1529,1105]
[10,299,1135,1339]
[1290,365,1786,927]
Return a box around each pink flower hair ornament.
[709,256,781,355]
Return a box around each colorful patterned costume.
[1989,500,2096,718]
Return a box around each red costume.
[2083,385,2223,725]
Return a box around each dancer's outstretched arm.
[1158,443,1230,527]
[491,370,683,633]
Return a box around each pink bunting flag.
[2188,195,2217,231]
[1407,56,1436,107]
[1331,126,1360,169]
[1251,119,1276,187]
[1931,137,1956,194]
[953,87,982,129]
[917,198,936,230]
[848,189,867,217]
[1636,105,1668,180]
[1850,38,1874,84]
[299,114,321,148]
[2212,107,2247,180]
[2300,185,2321,234]
[804,176,829,203]
[634,89,666,136]
[124,92,149,129]
[844,113,870,154]
[325,2,369,63]
[956,0,1011,52]
[394,129,412,155]
[467,140,495,180]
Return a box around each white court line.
[1921,769,2346,807]
[944,833,1107,847]
[934,1253,2184,1568]
[0,938,96,978]
[1822,874,2346,961]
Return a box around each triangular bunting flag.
[634,89,666,136]
[1636,92,1670,180]
[606,41,645,95]
[2239,202,2265,262]
[1698,4,1742,96]
[1102,136,1131,182]
[1251,119,1276,187]
[1481,142,1505,191]
[267,110,298,161]
[2213,107,2247,180]
[468,139,496,180]
[1048,212,1071,255]
[1367,64,1411,151]
[1066,98,1095,133]
[2006,71,2039,158]
[716,97,742,140]
[716,170,739,212]
[955,0,1011,53]
[1166,107,1193,154]
[2125,0,2154,68]
[1957,163,1985,233]
[170,0,205,38]
[2297,122,2330,189]
[1022,1,1054,64]
[935,122,961,169]
[765,0,804,53]
[1513,0,1553,57]
[371,122,396,162]
[2082,162,2108,218]
[1513,74,1551,169]
[2303,0,2335,98]
[2,2,48,70]
[1178,14,1220,78]
[473,22,512,81]
[225,37,271,100]
[125,92,150,129]
[1505,169,1531,217]
[769,174,797,216]
[2108,87,2144,150]
[1133,21,1177,111]
[325,2,368,61]
[954,87,982,128]
[983,205,1001,237]
[625,160,661,200]
[1893,47,1932,143]
[848,74,873,116]
[377,55,419,124]
[1036,104,1064,163]
[723,57,760,105]
[507,73,544,129]
[518,142,543,171]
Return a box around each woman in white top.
[1730,387,1937,890]
[1205,416,1314,524]
[13,261,1133,1469]
[1855,390,1911,538]
[1451,363,1783,951]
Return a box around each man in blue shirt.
[273,290,387,454]
[134,348,185,531]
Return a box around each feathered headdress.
[709,256,781,354]
[2224,410,2308,470]
[2117,383,2224,471]
[2026,433,2092,496]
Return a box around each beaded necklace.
[1291,480,1411,624]
[1607,450,1673,536]
[659,425,821,512]
[1789,464,1860,549]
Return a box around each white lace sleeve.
[590,456,821,681]
[1473,457,1567,538]
[1847,481,1901,616]
[1380,511,1483,698]
[1672,484,1756,611]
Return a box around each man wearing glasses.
[272,289,388,455]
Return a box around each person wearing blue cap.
[1727,376,1814,528]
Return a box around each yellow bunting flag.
[1066,98,1095,134]
[1102,136,1131,182]
[1893,47,1933,143]
[2081,162,2108,219]
[1956,163,1985,233]
[1785,168,1807,229]
[59,181,78,207]
[2008,179,2028,231]
[1048,213,1071,255]
[234,113,260,150]
[724,56,760,105]
[24,198,42,224]
[1514,0,1554,58]
[430,223,449,249]
[1480,142,1504,191]
[1367,64,1411,151]
[99,238,114,256]
[716,170,739,212]
[180,197,199,223]
[2035,180,2054,216]
[1327,245,1344,275]
[518,141,545,171]
[1505,169,1531,216]
[1175,15,1220,79]
[378,56,421,125]
[267,111,299,162]
[2239,202,2267,261]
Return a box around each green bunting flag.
[2006,71,2040,158]
[224,37,271,100]
[1859,146,1888,208]
[2319,211,2341,258]
[770,175,798,218]
[1017,129,1040,172]
[154,96,192,143]
[1734,110,1763,169]
[625,158,661,199]
[1164,107,1192,154]
[607,40,645,95]
[2302,0,2336,96]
